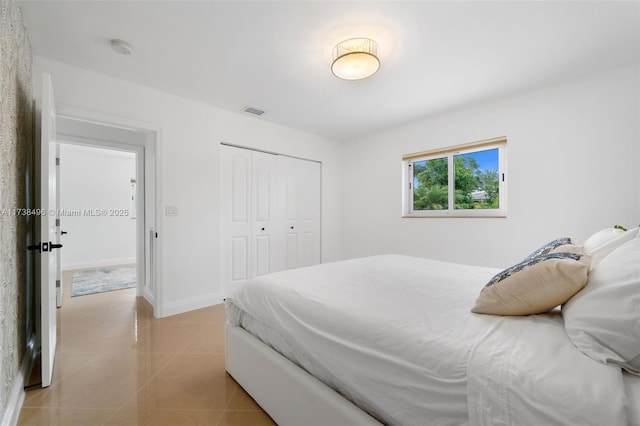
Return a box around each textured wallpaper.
[0,0,33,415]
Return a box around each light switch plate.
[166,205,178,216]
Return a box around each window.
[403,137,507,217]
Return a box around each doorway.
[55,112,158,311]
[57,143,137,304]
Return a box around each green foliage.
[454,156,477,194]
[413,158,448,210]
[414,183,448,210]
[412,154,499,211]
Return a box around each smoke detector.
[110,39,133,55]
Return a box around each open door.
[33,73,60,387]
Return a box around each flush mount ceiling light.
[110,39,133,55]
[331,38,380,81]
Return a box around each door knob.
[61,230,68,235]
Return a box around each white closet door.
[278,156,321,270]
[298,160,321,266]
[251,151,279,278]
[278,155,300,270]
[221,146,252,292]
[222,145,321,294]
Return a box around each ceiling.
[19,1,640,142]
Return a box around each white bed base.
[225,324,383,426]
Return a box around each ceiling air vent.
[242,106,265,116]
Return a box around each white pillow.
[562,237,640,374]
[583,227,639,270]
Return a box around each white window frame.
[402,137,507,218]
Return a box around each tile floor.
[18,270,276,425]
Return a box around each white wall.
[59,144,137,270]
[342,64,640,268]
[33,56,639,315]
[33,56,344,317]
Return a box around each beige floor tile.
[25,352,101,397]
[182,322,226,354]
[59,292,137,325]
[17,407,117,426]
[23,357,139,409]
[216,410,277,426]
[18,269,276,426]
[159,305,223,324]
[56,320,137,354]
[103,401,224,426]
[24,351,180,410]
[135,354,237,410]
[135,320,208,353]
[225,386,262,411]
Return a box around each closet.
[221,144,321,294]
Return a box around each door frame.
[55,105,161,314]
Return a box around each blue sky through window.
[456,148,498,171]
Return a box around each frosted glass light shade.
[331,38,380,80]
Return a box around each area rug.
[71,266,136,297]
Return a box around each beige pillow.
[472,252,590,316]
[550,244,584,255]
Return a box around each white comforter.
[225,255,632,426]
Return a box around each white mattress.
[225,255,635,426]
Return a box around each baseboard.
[158,292,224,318]
[1,337,36,426]
[142,285,155,308]
[62,257,137,270]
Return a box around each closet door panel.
[254,157,271,222]
[284,233,298,269]
[298,160,321,266]
[231,155,250,222]
[231,236,249,281]
[252,151,278,277]
[278,156,321,269]
[302,232,316,267]
[222,146,252,293]
[278,156,299,270]
[255,235,272,276]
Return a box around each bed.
[225,230,640,426]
